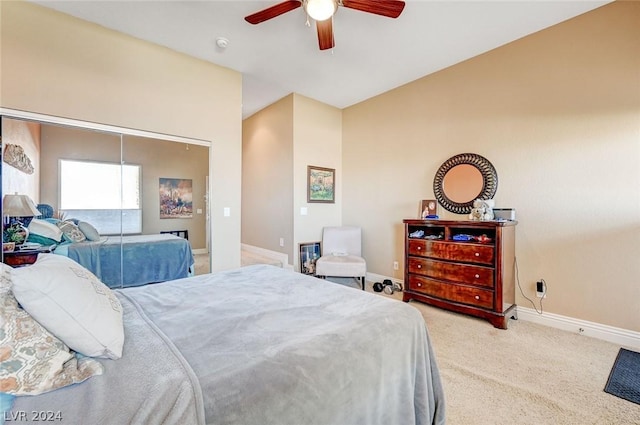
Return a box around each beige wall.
[242,94,342,269]
[1,1,242,270]
[1,119,41,201]
[124,135,209,250]
[242,95,294,257]
[343,1,640,331]
[292,94,342,267]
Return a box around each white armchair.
[315,226,366,290]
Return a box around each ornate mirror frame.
[433,153,498,214]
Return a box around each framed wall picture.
[159,178,193,219]
[307,166,335,203]
[420,199,438,219]
[299,241,321,275]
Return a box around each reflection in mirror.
[40,122,123,230]
[442,164,483,203]
[1,115,211,288]
[122,134,210,283]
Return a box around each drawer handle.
[475,252,480,257]
[475,274,480,278]
[417,265,421,269]
[417,246,422,250]
[417,283,422,287]
[475,295,480,300]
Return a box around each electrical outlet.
[393,261,399,270]
[536,280,547,298]
[279,238,284,247]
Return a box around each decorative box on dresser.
[403,219,517,329]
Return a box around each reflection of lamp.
[304,0,337,21]
[2,194,41,245]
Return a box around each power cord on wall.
[514,257,544,315]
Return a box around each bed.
[55,234,195,288]
[7,263,445,425]
[25,218,194,288]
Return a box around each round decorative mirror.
[433,153,498,214]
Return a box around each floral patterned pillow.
[0,263,103,395]
[56,220,86,243]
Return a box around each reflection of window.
[59,159,141,234]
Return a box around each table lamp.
[2,194,41,245]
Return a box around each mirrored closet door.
[1,112,211,288]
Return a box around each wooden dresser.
[403,219,517,329]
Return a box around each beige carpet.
[194,251,283,276]
[372,285,640,425]
[193,253,210,275]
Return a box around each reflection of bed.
[55,234,194,288]
[12,265,446,424]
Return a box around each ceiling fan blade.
[244,1,301,25]
[341,0,405,18]
[316,18,335,50]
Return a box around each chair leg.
[360,276,365,290]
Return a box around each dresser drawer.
[408,239,494,265]
[407,257,494,288]
[408,275,494,309]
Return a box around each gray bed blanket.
[11,292,204,425]
[123,265,445,425]
[12,265,445,424]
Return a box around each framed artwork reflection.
[299,241,321,275]
[159,178,193,219]
[307,166,335,203]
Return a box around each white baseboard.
[516,307,640,350]
[241,243,293,270]
[367,272,640,350]
[192,248,208,255]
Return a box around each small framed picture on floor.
[299,242,321,275]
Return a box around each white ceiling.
[32,1,611,119]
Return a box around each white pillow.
[27,218,64,242]
[11,254,124,359]
[78,221,101,241]
[0,263,104,395]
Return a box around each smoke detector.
[215,37,229,49]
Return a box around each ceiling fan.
[244,0,406,51]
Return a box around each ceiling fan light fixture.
[305,0,337,21]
